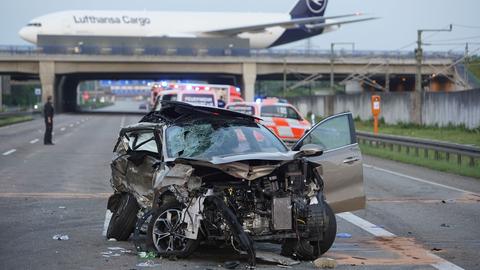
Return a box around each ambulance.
[226,99,311,143]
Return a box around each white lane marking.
[364,164,477,195]
[29,139,39,144]
[337,212,395,237]
[120,116,126,128]
[60,127,66,131]
[430,257,466,270]
[338,212,465,270]
[102,210,113,237]
[2,149,16,156]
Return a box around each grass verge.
[359,142,480,179]
[355,120,480,147]
[0,115,33,127]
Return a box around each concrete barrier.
[289,89,480,129]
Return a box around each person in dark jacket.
[43,96,54,145]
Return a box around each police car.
[226,99,311,143]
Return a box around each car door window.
[301,114,354,151]
[127,131,159,153]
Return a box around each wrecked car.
[106,101,365,267]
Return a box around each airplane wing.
[203,14,378,36]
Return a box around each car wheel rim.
[152,209,187,253]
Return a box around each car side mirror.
[299,144,324,157]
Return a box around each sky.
[0,0,479,53]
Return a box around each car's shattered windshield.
[166,118,287,160]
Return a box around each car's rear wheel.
[106,193,139,241]
[146,201,199,258]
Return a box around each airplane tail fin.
[290,0,329,18]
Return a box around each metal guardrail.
[356,131,480,167]
[0,44,463,60]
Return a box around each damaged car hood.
[174,151,298,181]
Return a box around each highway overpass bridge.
[0,49,459,112]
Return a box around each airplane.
[19,0,376,49]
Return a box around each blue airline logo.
[306,0,328,14]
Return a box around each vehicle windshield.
[165,118,287,160]
[261,105,301,120]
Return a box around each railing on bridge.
[0,44,462,60]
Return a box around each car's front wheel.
[147,202,199,258]
[281,203,337,260]
[106,193,140,241]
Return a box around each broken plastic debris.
[52,234,69,240]
[336,233,352,238]
[440,223,450,228]
[138,251,157,259]
[108,238,117,242]
[255,251,300,266]
[136,260,160,267]
[58,206,66,209]
[313,257,337,268]
[223,261,240,269]
[107,247,125,251]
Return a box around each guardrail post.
[469,157,475,167]
[415,147,419,157]
[457,155,462,166]
[406,146,410,155]
[434,151,439,160]
[446,152,450,162]
[424,149,428,158]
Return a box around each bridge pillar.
[242,63,257,102]
[39,61,56,104]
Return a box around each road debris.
[58,206,66,209]
[313,257,337,268]
[440,223,450,228]
[136,260,160,267]
[336,233,352,238]
[256,251,300,266]
[223,261,240,269]
[52,234,69,240]
[138,251,157,259]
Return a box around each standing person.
[43,96,54,145]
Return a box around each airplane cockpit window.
[27,23,42,27]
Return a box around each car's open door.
[292,112,365,213]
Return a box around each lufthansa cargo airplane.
[19,0,375,49]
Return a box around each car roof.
[141,101,260,124]
[159,90,216,95]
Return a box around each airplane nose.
[19,27,37,44]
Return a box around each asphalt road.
[0,114,478,270]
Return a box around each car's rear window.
[182,94,215,107]
[261,105,301,120]
[227,105,256,116]
[162,94,178,101]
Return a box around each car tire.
[281,203,337,260]
[146,201,199,258]
[106,193,140,241]
[315,203,337,255]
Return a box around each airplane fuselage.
[20,10,336,49]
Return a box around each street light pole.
[330,42,355,91]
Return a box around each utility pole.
[413,25,453,125]
[283,59,287,97]
[330,42,355,92]
[465,43,470,86]
[415,25,453,92]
